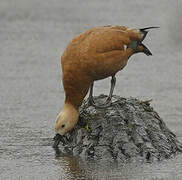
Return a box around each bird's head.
[54,103,79,135]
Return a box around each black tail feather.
[140,31,148,42]
[140,26,160,31]
[140,43,152,56]
[140,26,159,42]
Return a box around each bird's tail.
[139,26,159,56]
[140,26,159,42]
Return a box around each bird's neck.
[65,85,90,109]
[62,102,78,113]
[65,95,83,110]
[61,102,79,123]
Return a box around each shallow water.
[0,0,182,179]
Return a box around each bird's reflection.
[53,147,92,180]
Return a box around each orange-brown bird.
[54,25,158,145]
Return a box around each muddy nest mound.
[53,95,182,162]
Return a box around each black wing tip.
[141,43,153,56]
[140,26,160,31]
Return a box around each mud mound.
[53,95,182,162]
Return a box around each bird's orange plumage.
[55,25,155,136]
[61,25,144,108]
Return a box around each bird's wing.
[86,26,143,53]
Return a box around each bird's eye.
[61,124,65,128]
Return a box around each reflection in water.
[54,147,90,180]
[54,146,182,180]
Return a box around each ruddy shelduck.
[53,25,158,146]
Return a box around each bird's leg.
[105,75,116,103]
[88,82,95,106]
[88,76,116,108]
[88,81,107,108]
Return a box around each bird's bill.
[52,133,63,148]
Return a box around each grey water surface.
[0,0,182,179]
